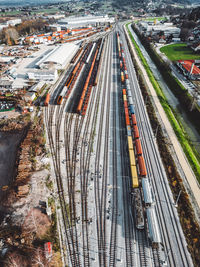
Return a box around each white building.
[25,92,36,102]
[58,15,115,28]
[7,19,22,26]
[36,43,78,69]
[47,24,62,32]
[138,21,180,38]
[27,69,58,82]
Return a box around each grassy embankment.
[160,43,200,61]
[126,23,200,182]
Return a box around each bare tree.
[31,247,47,267]
[23,208,51,237]
[5,251,28,267]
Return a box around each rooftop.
[178,60,200,75]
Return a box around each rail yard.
[43,23,194,267]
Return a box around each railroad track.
[136,230,149,267]
[115,28,139,267]
[44,51,90,266]
[117,62,135,267]
[78,43,103,267]
[44,103,80,267]
[109,32,119,267]
[122,24,193,267]
[93,35,112,267]
[152,247,161,267]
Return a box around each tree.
[180,28,189,41]
[31,247,47,267]
[5,251,29,267]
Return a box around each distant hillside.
[0,0,66,7]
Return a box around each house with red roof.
[177,60,200,80]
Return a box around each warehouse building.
[36,43,78,69]
[27,69,58,82]
[138,21,180,38]
[58,15,115,28]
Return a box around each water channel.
[128,24,200,155]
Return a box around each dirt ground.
[0,131,23,195]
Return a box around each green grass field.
[144,17,166,21]
[160,43,200,61]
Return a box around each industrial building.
[58,15,115,29]
[138,21,181,38]
[36,43,78,69]
[27,69,58,82]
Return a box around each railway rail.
[122,24,193,267]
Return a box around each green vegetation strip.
[126,23,200,181]
[160,43,200,61]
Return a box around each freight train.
[116,31,161,246]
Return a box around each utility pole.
[175,190,182,208]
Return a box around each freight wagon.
[121,72,125,83]
[44,93,50,106]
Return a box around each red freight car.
[124,100,128,108]
[125,113,130,126]
[131,114,137,125]
[135,139,143,155]
[133,125,139,139]
[122,89,126,95]
[44,93,50,106]
[120,61,123,69]
[138,155,147,176]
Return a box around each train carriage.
[128,97,134,106]
[131,166,139,188]
[123,94,127,102]
[126,83,131,90]
[138,155,147,177]
[44,93,50,106]
[133,125,139,139]
[125,113,130,126]
[133,188,145,229]
[129,150,136,166]
[124,100,128,109]
[142,178,154,206]
[127,125,132,136]
[146,207,161,246]
[129,104,135,114]
[131,114,137,126]
[127,89,132,97]
[127,136,134,150]
[121,72,125,83]
[135,139,143,155]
